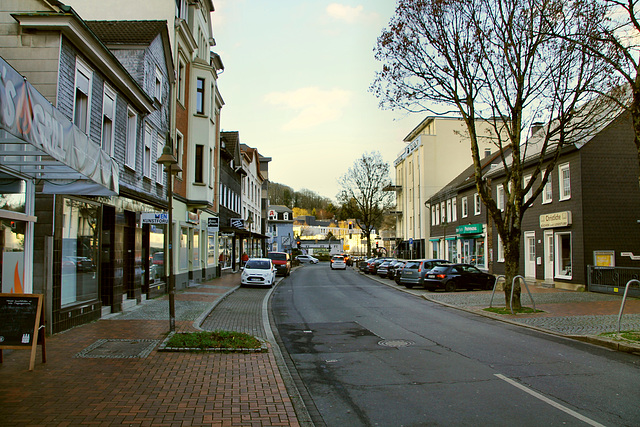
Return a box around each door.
[524,231,536,278]
[544,230,554,281]
[462,240,471,264]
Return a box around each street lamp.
[156,133,182,332]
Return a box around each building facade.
[267,205,294,253]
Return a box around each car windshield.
[430,266,450,273]
[245,260,271,269]
[269,253,287,261]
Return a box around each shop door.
[462,240,471,264]
[544,230,554,281]
[524,231,536,278]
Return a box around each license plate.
[427,274,435,278]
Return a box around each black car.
[376,259,397,278]
[423,263,496,292]
[393,261,407,284]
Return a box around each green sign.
[456,224,483,234]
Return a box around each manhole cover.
[378,339,414,348]
[75,339,160,359]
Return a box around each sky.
[211,1,419,201]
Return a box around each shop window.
[447,239,458,263]
[555,232,572,278]
[180,227,188,271]
[475,238,485,268]
[193,230,200,266]
[431,241,440,259]
[149,224,165,285]
[218,234,232,269]
[0,174,26,214]
[125,108,137,169]
[61,199,99,307]
[208,233,216,266]
[559,163,571,201]
[74,59,92,134]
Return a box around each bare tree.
[338,152,394,257]
[371,0,608,308]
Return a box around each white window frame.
[440,201,446,223]
[461,196,468,218]
[73,58,93,135]
[196,77,205,115]
[451,198,457,221]
[156,133,164,185]
[542,176,553,204]
[559,163,571,201]
[143,124,152,179]
[496,184,505,211]
[434,204,440,226]
[125,107,137,169]
[101,84,116,157]
[177,56,186,105]
[474,193,481,215]
[524,175,532,205]
[446,199,452,222]
[497,235,505,262]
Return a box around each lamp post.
[156,133,181,332]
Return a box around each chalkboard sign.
[0,294,46,370]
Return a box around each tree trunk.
[503,233,522,310]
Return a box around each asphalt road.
[271,264,640,427]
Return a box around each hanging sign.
[207,217,219,233]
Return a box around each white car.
[296,255,319,264]
[330,255,347,270]
[241,258,277,287]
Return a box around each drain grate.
[75,339,160,359]
[378,339,414,348]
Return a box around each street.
[271,264,640,426]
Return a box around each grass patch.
[165,330,262,349]
[483,306,544,315]
[600,331,640,343]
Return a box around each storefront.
[455,224,487,269]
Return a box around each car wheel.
[445,280,457,292]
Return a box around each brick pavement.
[0,271,301,427]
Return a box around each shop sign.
[230,218,245,229]
[539,211,572,228]
[207,217,219,233]
[140,212,168,224]
[186,211,200,224]
[456,224,483,234]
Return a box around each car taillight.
[418,263,423,272]
[436,274,446,279]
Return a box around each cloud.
[264,87,352,131]
[326,3,364,23]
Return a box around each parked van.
[267,252,291,277]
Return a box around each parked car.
[359,258,375,273]
[376,259,397,278]
[423,263,496,292]
[399,259,450,289]
[330,255,347,270]
[387,259,404,280]
[370,258,393,275]
[393,260,407,284]
[296,254,319,264]
[268,251,291,277]
[241,258,276,287]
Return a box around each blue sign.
[409,238,414,245]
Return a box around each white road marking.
[494,374,606,427]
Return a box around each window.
[497,235,505,262]
[175,131,183,179]
[177,57,186,105]
[431,206,437,225]
[209,148,214,186]
[210,82,215,118]
[73,58,92,134]
[156,134,164,184]
[431,241,440,259]
[446,199,452,222]
[154,67,162,102]
[524,175,532,205]
[196,77,205,114]
[195,144,204,183]
[559,163,571,201]
[175,0,187,19]
[496,184,505,211]
[474,193,481,215]
[101,85,116,157]
[461,197,468,218]
[144,124,152,179]
[451,198,457,221]
[555,232,572,278]
[484,148,492,158]
[543,177,553,204]
[125,108,137,169]
[440,201,445,223]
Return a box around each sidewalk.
[0,271,301,427]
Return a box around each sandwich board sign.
[0,294,46,370]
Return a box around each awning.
[0,56,119,196]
